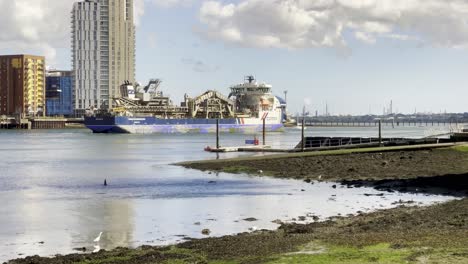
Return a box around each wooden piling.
[262,118,266,146]
[301,118,305,152]
[378,120,383,147]
[216,119,220,149]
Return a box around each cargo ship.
[84,76,286,133]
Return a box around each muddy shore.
[8,197,468,264]
[180,145,468,182]
[7,145,468,264]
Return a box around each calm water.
[0,126,459,261]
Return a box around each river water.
[0,126,459,262]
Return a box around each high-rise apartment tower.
[72,0,135,114]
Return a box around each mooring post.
[301,118,305,151]
[378,120,383,147]
[216,119,220,149]
[262,118,266,146]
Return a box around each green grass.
[267,242,468,264]
[452,145,468,152]
[74,246,208,264]
[268,243,411,264]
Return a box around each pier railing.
[295,137,442,149]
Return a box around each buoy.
[204,146,212,152]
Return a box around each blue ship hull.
[84,116,284,134]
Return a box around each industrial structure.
[113,79,235,119]
[72,0,136,115]
[84,76,284,134]
[0,54,46,117]
[46,70,73,117]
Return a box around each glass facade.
[46,72,73,116]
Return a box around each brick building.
[0,55,46,117]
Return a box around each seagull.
[94,232,103,243]
[93,245,101,253]
[258,170,263,174]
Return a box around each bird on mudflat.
[94,232,103,243]
[93,245,101,253]
[249,226,258,231]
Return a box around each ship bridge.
[229,76,272,95]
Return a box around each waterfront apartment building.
[46,70,73,117]
[0,55,46,117]
[72,0,135,114]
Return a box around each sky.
[1,0,468,115]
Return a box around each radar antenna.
[245,75,255,83]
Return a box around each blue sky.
[133,1,468,116]
[1,0,468,115]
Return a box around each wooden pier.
[30,118,67,129]
[303,120,461,127]
[0,118,31,129]
[206,145,272,153]
[0,117,70,130]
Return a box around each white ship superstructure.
[229,76,283,126]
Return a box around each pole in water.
[301,117,305,151]
[378,120,383,147]
[216,119,220,149]
[262,118,266,146]
[104,179,107,186]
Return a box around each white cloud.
[0,0,148,67]
[181,58,220,72]
[134,0,146,26]
[0,0,75,65]
[150,0,194,8]
[198,0,468,50]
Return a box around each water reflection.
[72,200,134,250]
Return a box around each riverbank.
[179,143,468,182]
[7,144,468,264]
